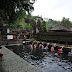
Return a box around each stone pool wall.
[0,46,42,72]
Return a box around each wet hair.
[38,43,42,47]
[33,42,37,45]
[0,46,2,49]
[58,47,62,49]
[44,44,47,48]
[33,42,37,48]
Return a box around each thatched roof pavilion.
[49,24,70,32]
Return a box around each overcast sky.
[32,0,72,21]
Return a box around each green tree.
[0,0,36,26]
[61,17,72,28]
[42,21,47,32]
[45,19,60,31]
[11,10,36,31]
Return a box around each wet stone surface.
[7,45,72,72]
[1,46,41,72]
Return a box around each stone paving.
[0,46,42,72]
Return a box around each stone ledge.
[1,46,42,72]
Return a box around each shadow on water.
[6,45,72,72]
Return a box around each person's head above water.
[33,42,38,48]
[38,43,42,47]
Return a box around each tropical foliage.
[0,0,35,26]
[0,0,72,32]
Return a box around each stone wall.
[1,46,42,72]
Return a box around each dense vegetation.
[0,0,35,26]
[45,17,72,31]
[0,0,72,32]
